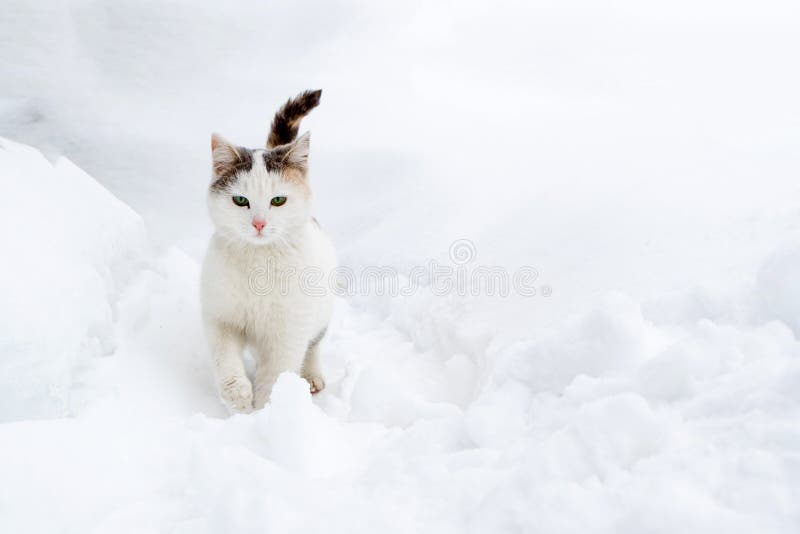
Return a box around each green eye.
[271,196,287,207]
[232,196,249,207]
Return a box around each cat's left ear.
[284,131,310,168]
[273,131,310,172]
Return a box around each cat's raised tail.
[266,89,322,149]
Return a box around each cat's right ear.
[211,133,236,167]
[211,133,249,181]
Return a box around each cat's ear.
[210,133,251,181]
[270,131,310,174]
[285,131,310,168]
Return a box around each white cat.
[201,90,336,412]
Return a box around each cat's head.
[207,90,321,246]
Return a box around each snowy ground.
[2,1,800,533]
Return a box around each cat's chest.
[227,254,303,299]
[234,258,313,335]
[202,240,316,328]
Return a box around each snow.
[0,138,147,421]
[2,1,800,532]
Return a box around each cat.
[201,90,336,412]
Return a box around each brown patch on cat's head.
[210,133,254,191]
[263,134,312,198]
[266,90,321,149]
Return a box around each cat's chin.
[218,230,281,247]
[243,234,280,246]
[218,231,281,247]
[242,235,288,247]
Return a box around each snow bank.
[0,138,146,421]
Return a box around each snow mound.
[0,138,146,421]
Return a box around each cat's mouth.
[245,231,278,245]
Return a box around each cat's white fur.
[201,131,336,412]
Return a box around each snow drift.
[0,138,146,421]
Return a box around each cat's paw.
[304,373,326,395]
[219,375,253,413]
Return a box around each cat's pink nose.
[252,218,266,232]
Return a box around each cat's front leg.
[208,322,252,413]
[252,331,308,410]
